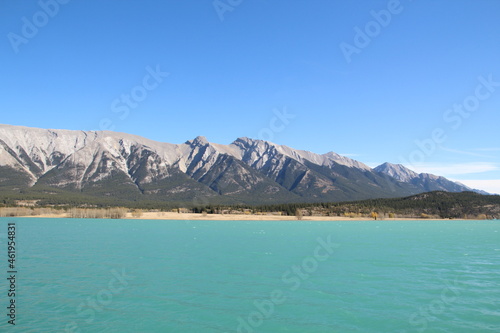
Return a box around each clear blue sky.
[1,0,499,193]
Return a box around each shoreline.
[10,211,464,221]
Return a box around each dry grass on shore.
[67,207,128,219]
[0,207,65,217]
[0,207,127,219]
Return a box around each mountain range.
[0,124,485,206]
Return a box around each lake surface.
[0,218,499,332]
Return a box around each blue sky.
[1,0,499,193]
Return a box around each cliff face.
[0,124,478,204]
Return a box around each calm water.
[0,218,499,332]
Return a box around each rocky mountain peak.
[186,136,209,147]
[232,137,266,148]
[374,162,419,182]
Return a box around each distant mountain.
[0,124,486,205]
[373,162,419,182]
[374,162,488,194]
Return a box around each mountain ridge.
[0,124,484,205]
[373,162,487,195]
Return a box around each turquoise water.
[0,218,499,332]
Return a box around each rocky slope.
[0,124,483,205]
[374,162,481,194]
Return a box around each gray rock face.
[374,162,484,194]
[0,124,484,204]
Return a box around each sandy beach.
[126,212,368,221]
